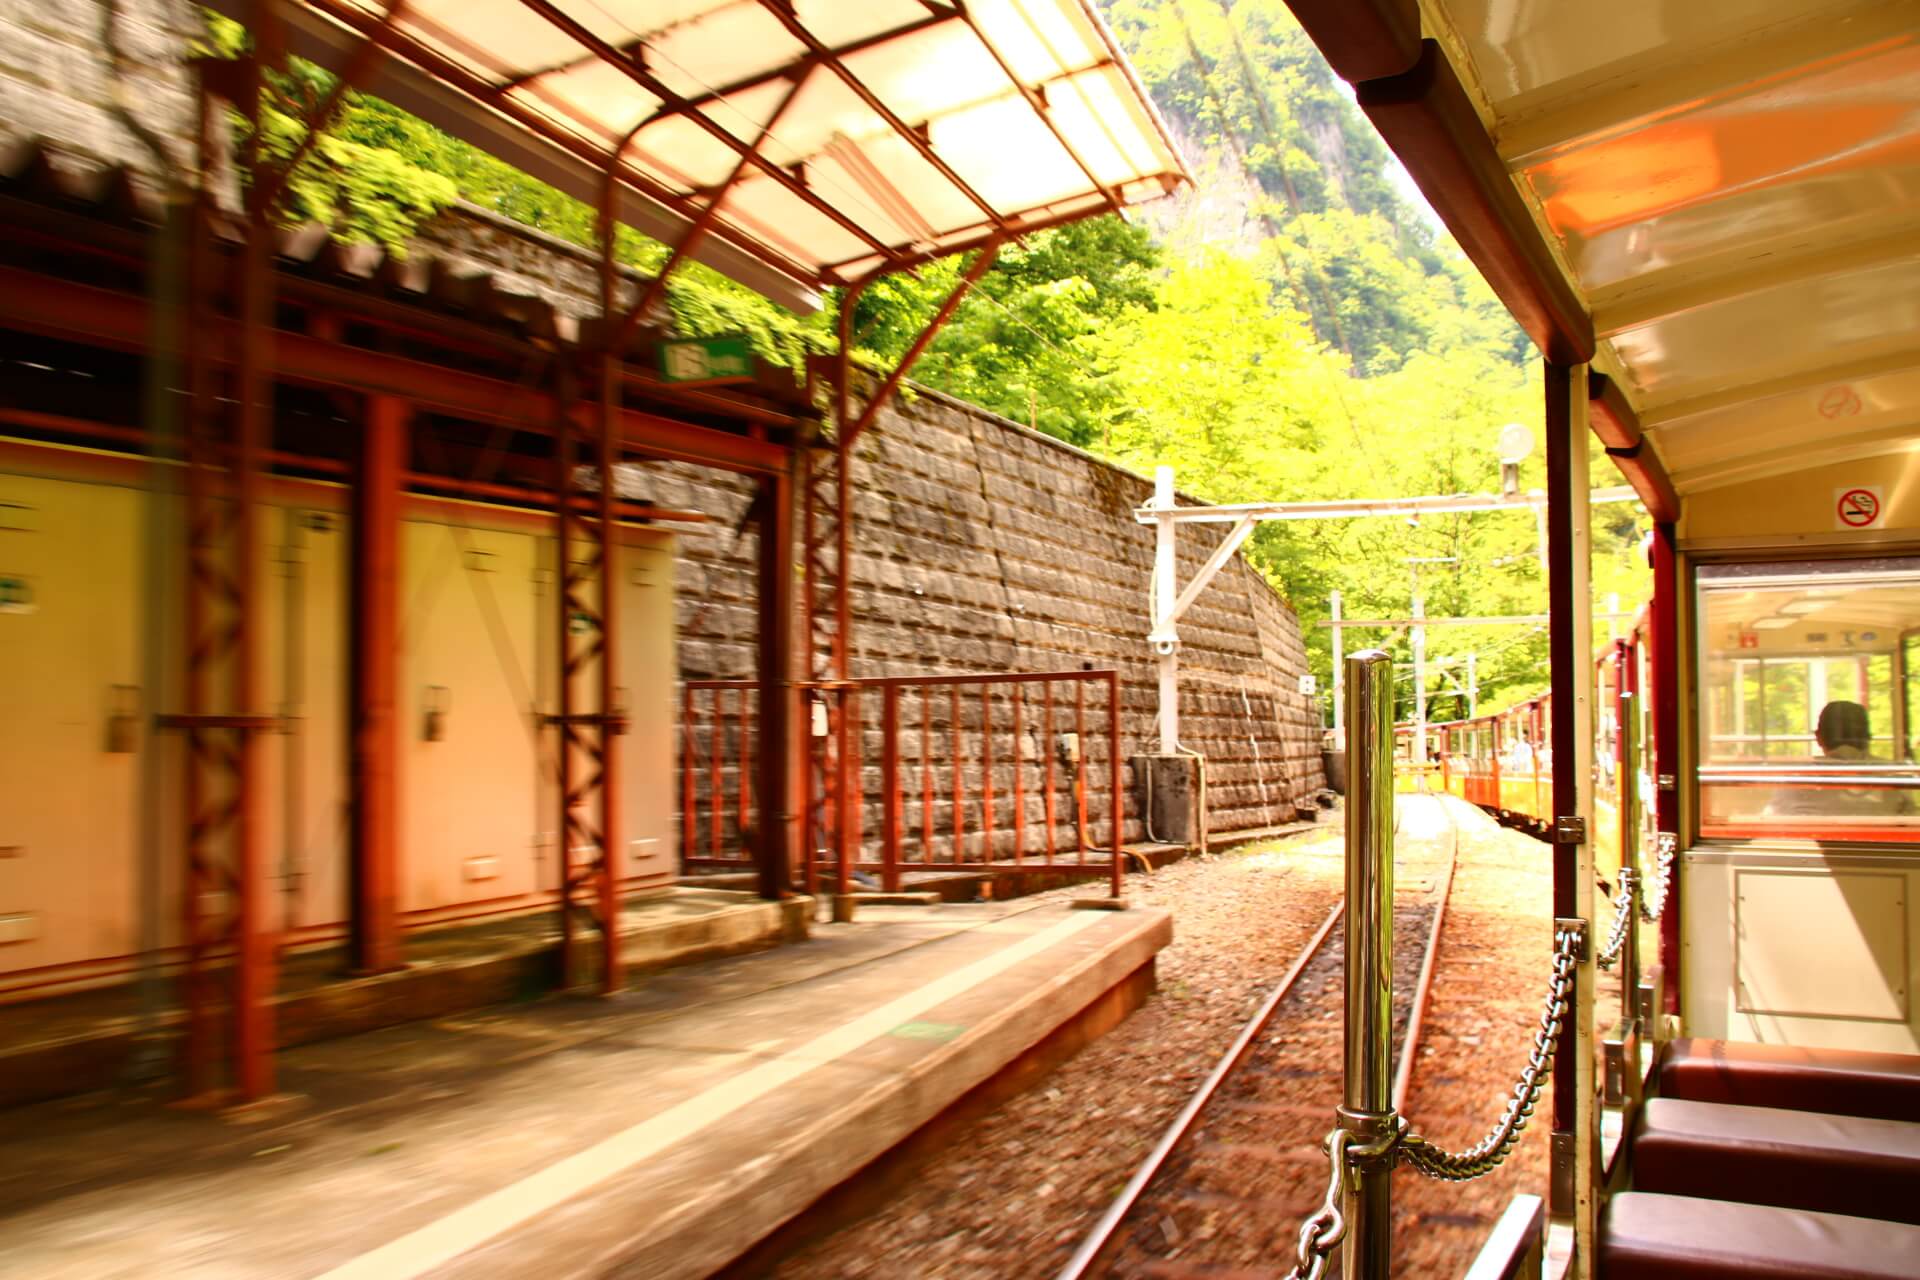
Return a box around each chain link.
[1397,925,1582,1181]
[1594,869,1637,971]
[1639,831,1677,923]
[1284,1128,1353,1280]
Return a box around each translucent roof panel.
[269,0,1187,311]
[1407,0,1920,496]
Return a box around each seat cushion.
[1600,1192,1920,1278]
[1634,1097,1920,1224]
[1660,1037,1920,1122]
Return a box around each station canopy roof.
[1288,0,1920,503]
[257,0,1187,312]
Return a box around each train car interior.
[1279,1,1920,1274]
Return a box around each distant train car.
[1417,616,1652,890]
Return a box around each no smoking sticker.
[1835,486,1884,530]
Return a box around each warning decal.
[1835,486,1884,530]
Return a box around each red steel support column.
[1546,359,1579,1162]
[1649,521,1682,1012]
[882,685,902,891]
[168,38,279,1102]
[233,82,275,1108]
[349,395,407,973]
[1108,673,1123,898]
[1545,361,1601,1255]
[755,466,798,900]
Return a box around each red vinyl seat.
[1633,1097,1920,1225]
[1600,1191,1920,1278]
[1659,1038,1920,1123]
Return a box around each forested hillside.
[202,2,1650,725]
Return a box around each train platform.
[0,887,811,1111]
[0,896,1169,1280]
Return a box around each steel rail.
[1055,899,1347,1280]
[1392,793,1462,1113]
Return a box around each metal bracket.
[1556,916,1589,962]
[1656,773,1677,791]
[1549,1131,1577,1214]
[1602,1017,1643,1108]
[1552,815,1586,844]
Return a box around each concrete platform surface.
[0,898,1170,1280]
[0,888,808,1110]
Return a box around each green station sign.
[658,335,755,385]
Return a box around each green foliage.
[854,216,1162,445]
[1103,0,1523,373]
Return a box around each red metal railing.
[680,679,758,874]
[679,670,1125,899]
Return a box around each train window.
[1696,557,1920,844]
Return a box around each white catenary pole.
[1331,588,1344,735]
[1412,591,1427,765]
[1153,466,1178,755]
[1467,651,1478,719]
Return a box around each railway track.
[1060,793,1462,1279]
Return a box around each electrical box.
[1130,753,1195,845]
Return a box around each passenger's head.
[1815,700,1871,753]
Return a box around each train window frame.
[1691,555,1920,847]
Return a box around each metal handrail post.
[1342,649,1395,1278]
[1619,690,1641,1007]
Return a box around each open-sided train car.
[1278,1,1920,1272]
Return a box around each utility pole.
[1331,588,1344,735]
[1153,466,1179,754]
[1412,590,1427,764]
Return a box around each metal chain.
[1283,1128,1353,1280]
[1639,832,1677,922]
[1594,868,1637,971]
[1398,925,1582,1181]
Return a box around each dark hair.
[1815,700,1871,752]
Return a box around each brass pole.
[1341,649,1395,1278]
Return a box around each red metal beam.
[1587,373,1641,450]
[956,8,1124,218]
[0,266,790,476]
[1589,373,1682,522]
[511,0,899,263]
[618,11,959,125]
[349,394,407,974]
[1607,437,1681,524]
[817,198,1112,278]
[252,0,407,217]
[1281,0,1422,83]
[754,0,1005,228]
[612,69,812,351]
[1357,42,1594,366]
[284,0,819,289]
[842,239,1001,446]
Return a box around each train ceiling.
[1292,0,1920,501]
